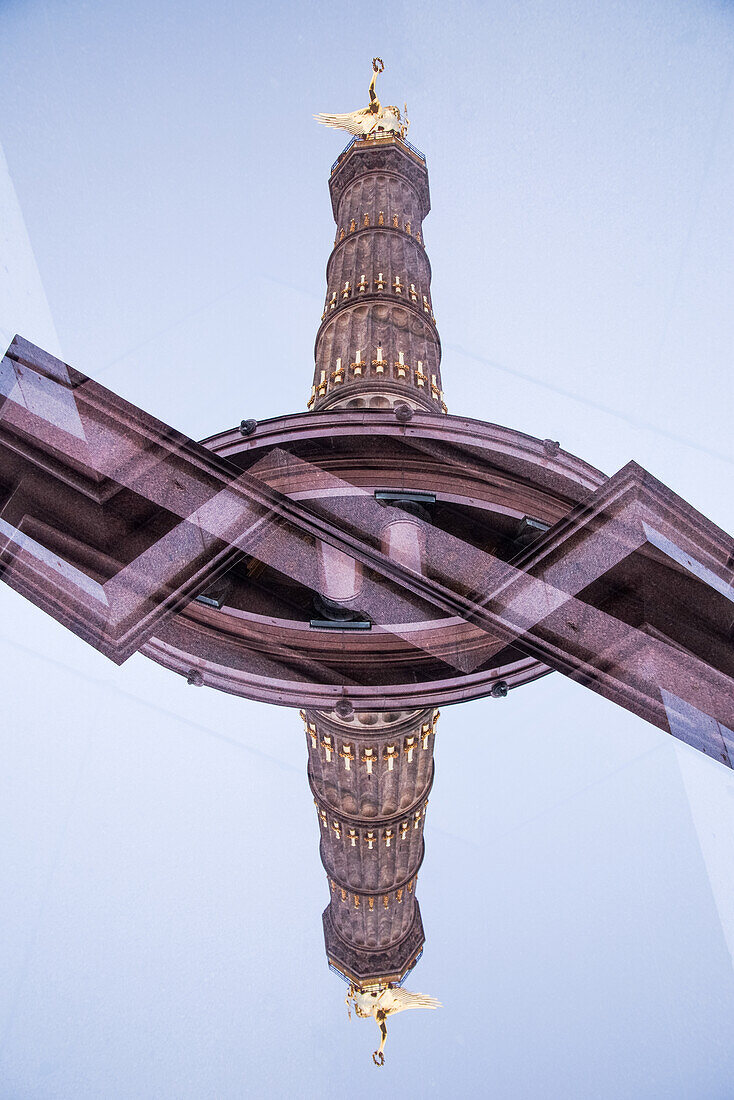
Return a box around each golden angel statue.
[314,58,410,140]
[346,982,441,1065]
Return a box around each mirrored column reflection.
[303,704,440,1062]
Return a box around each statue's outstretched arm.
[372,1012,388,1066]
[368,58,384,114]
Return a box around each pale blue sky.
[1,1,734,1097]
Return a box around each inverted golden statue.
[346,982,441,1065]
[314,58,409,140]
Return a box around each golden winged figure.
[346,982,441,1065]
[314,58,409,140]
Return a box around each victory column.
[311,59,442,1065]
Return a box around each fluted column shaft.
[310,137,445,414]
[303,708,436,958]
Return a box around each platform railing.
[331,134,426,174]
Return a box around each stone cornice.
[308,706,435,740]
[323,901,425,982]
[329,141,431,221]
[312,378,439,414]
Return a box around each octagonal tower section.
[309,135,446,414]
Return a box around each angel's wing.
[313,108,374,137]
[381,987,442,1015]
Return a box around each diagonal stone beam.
[1,336,732,765]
